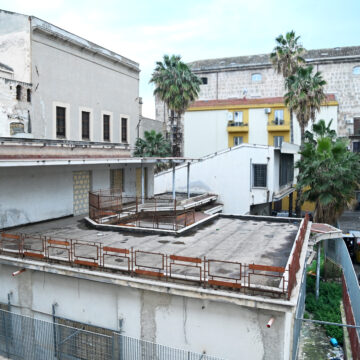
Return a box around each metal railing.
[268,119,285,126]
[0,309,224,360]
[227,121,247,127]
[89,191,213,231]
[0,217,309,299]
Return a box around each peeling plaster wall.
[0,163,152,228]
[30,29,139,143]
[0,264,290,360]
[0,11,31,83]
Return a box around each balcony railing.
[268,119,285,126]
[227,121,247,127]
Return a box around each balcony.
[227,121,249,133]
[267,119,290,132]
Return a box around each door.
[110,169,123,193]
[73,171,91,215]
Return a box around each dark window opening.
[82,111,90,140]
[253,164,267,187]
[16,85,21,100]
[56,106,66,138]
[354,118,360,136]
[121,117,128,143]
[27,89,31,102]
[103,115,110,141]
[279,154,294,186]
[201,77,208,85]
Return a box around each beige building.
[155,46,360,154]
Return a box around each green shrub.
[305,275,343,345]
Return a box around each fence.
[325,238,360,359]
[0,309,224,360]
[89,190,206,231]
[0,218,308,299]
[291,262,307,360]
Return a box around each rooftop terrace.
[0,214,309,299]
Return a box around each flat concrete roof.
[12,215,300,268]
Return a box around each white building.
[0,9,139,144]
[183,96,338,159]
[0,10,153,229]
[155,142,297,215]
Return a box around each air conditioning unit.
[346,118,354,125]
[227,112,233,121]
[265,108,271,114]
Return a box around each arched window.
[27,89,31,102]
[251,73,262,82]
[353,66,360,75]
[16,85,22,100]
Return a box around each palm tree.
[297,120,360,224]
[150,55,201,156]
[285,66,327,143]
[270,31,305,143]
[134,130,171,158]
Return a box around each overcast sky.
[1,0,360,118]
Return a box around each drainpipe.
[52,303,58,358]
[316,244,321,300]
[172,163,176,201]
[186,162,190,199]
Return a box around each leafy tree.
[134,130,171,157]
[270,30,305,143]
[285,65,326,143]
[150,54,201,156]
[296,120,360,224]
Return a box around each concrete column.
[187,162,190,199]
[172,163,176,201]
[316,244,321,300]
[141,165,145,204]
[289,192,293,217]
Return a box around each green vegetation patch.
[305,275,344,345]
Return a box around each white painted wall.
[31,29,139,145]
[0,163,154,228]
[0,11,31,83]
[184,105,338,158]
[0,263,290,360]
[293,105,338,144]
[184,110,228,158]
[155,145,280,214]
[248,108,269,145]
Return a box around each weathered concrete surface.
[12,215,299,269]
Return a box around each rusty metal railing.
[0,216,309,299]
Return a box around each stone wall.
[155,57,360,151]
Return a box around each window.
[121,117,128,143]
[201,77,208,85]
[274,110,284,125]
[253,164,267,187]
[103,114,110,141]
[353,66,360,75]
[27,89,31,102]
[274,136,284,147]
[251,73,262,82]
[234,111,243,125]
[82,111,90,140]
[56,106,66,138]
[233,136,243,146]
[279,154,294,186]
[16,85,21,100]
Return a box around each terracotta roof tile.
[189,94,336,108]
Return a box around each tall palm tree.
[285,65,327,143]
[270,31,305,143]
[285,65,326,216]
[297,120,360,224]
[150,55,201,156]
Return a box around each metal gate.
[73,171,91,216]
